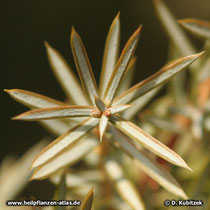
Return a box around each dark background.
[1,0,210,199]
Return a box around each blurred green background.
[1,0,210,199]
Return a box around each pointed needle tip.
[44,40,48,46]
[99,135,103,143]
[11,116,18,120]
[183,193,189,200]
[198,51,205,56]
[136,25,143,33]
[4,89,10,93]
[44,41,52,50]
[90,186,94,193]
[29,171,37,181]
[116,11,120,18]
[71,26,76,33]
[30,159,37,170]
[135,25,143,37]
[185,164,193,172]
